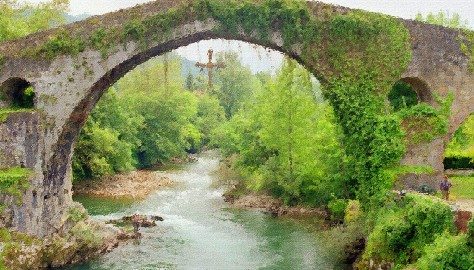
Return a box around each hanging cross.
[196,49,226,89]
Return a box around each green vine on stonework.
[90,28,111,58]
[398,93,453,145]
[460,29,474,72]
[36,30,86,59]
[318,12,412,207]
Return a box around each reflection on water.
[73,195,135,216]
[68,152,342,270]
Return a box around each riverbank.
[73,170,174,199]
[224,192,328,218]
[67,152,345,269]
[0,204,124,269]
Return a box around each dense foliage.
[445,115,474,169]
[213,52,258,119]
[73,56,210,179]
[388,81,418,111]
[2,1,470,268]
[415,233,474,270]
[214,60,345,206]
[2,0,418,208]
[360,194,456,268]
[0,0,68,42]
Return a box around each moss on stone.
[0,108,33,123]
[460,29,474,73]
[0,0,413,207]
[0,221,111,269]
[36,30,86,59]
[0,167,32,198]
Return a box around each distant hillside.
[65,13,91,23]
[180,57,202,78]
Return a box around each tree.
[254,60,344,204]
[72,89,143,180]
[73,55,203,178]
[185,73,195,91]
[193,94,226,149]
[214,52,259,118]
[0,0,69,42]
[415,11,469,29]
[215,59,345,206]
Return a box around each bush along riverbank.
[0,204,123,269]
[218,159,474,269]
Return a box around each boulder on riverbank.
[106,214,164,228]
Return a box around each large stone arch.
[0,0,472,236]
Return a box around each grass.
[450,176,474,200]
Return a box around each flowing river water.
[70,152,344,270]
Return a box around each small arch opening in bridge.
[0,77,36,109]
[388,77,433,111]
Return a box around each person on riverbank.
[440,175,452,200]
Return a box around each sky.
[20,0,474,73]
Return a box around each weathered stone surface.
[0,0,471,237]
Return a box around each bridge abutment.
[0,112,72,236]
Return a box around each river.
[69,152,344,270]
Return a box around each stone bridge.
[0,0,472,236]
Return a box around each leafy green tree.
[415,11,469,29]
[185,73,195,91]
[0,0,69,42]
[193,94,226,149]
[253,60,344,204]
[115,56,199,167]
[73,55,203,178]
[214,52,259,118]
[215,59,345,206]
[72,90,143,180]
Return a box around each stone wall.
[0,112,72,236]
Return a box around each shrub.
[415,233,474,270]
[68,205,87,223]
[39,30,85,59]
[344,200,362,223]
[70,222,102,249]
[468,219,474,248]
[328,197,348,223]
[362,194,455,267]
